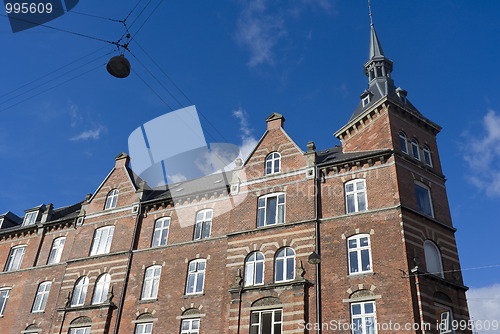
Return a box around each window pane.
[266,197,277,225]
[286,257,294,280]
[361,249,371,271]
[245,262,254,286]
[195,273,204,292]
[194,223,202,239]
[202,221,211,238]
[348,239,357,249]
[353,318,363,334]
[347,194,355,213]
[346,183,354,192]
[255,262,264,284]
[276,259,284,281]
[262,312,272,332]
[360,237,369,247]
[187,274,195,293]
[349,251,358,273]
[274,159,280,173]
[357,192,366,211]
[364,302,374,313]
[278,205,284,224]
[257,207,265,227]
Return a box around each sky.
[0,0,499,327]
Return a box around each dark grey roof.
[316,146,391,165]
[50,202,82,221]
[369,25,384,59]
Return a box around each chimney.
[115,152,130,168]
[266,113,285,130]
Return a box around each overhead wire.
[403,264,500,279]
[128,0,164,41]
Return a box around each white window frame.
[411,138,420,160]
[135,322,153,334]
[257,193,285,227]
[414,182,434,218]
[90,226,115,256]
[350,301,378,334]
[68,327,90,334]
[436,304,455,334]
[32,281,51,312]
[0,288,11,316]
[152,217,170,247]
[193,209,212,240]
[185,259,206,295]
[275,247,295,283]
[180,318,200,334]
[423,145,433,167]
[345,179,368,214]
[23,211,38,226]
[0,218,4,228]
[71,276,89,306]
[424,240,444,278]
[250,309,283,334]
[347,234,373,275]
[47,237,65,264]
[104,189,119,210]
[92,273,111,304]
[362,95,370,107]
[399,131,408,154]
[265,152,281,175]
[5,245,26,272]
[244,252,265,286]
[141,265,161,300]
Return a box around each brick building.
[0,24,470,334]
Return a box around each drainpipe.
[113,196,143,334]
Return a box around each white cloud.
[463,110,500,196]
[235,0,287,67]
[70,126,104,141]
[466,284,500,332]
[167,173,187,183]
[233,108,258,160]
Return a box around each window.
[399,131,408,154]
[23,211,38,226]
[181,318,200,334]
[250,309,282,334]
[257,193,285,227]
[362,96,370,107]
[345,179,367,213]
[415,182,434,217]
[347,235,372,275]
[104,189,119,210]
[436,304,454,334]
[0,218,4,228]
[245,252,265,286]
[92,273,111,304]
[152,217,170,247]
[424,240,444,278]
[265,152,281,175]
[68,328,90,334]
[193,210,212,240]
[5,245,26,272]
[71,276,89,306]
[0,288,10,316]
[275,247,295,282]
[32,281,51,312]
[351,301,377,334]
[185,259,206,295]
[411,139,420,160]
[90,226,114,255]
[141,266,161,300]
[47,237,65,264]
[135,323,153,334]
[423,145,432,167]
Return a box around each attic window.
[362,96,370,107]
[23,211,38,226]
[0,218,3,228]
[104,189,119,210]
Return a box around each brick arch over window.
[349,289,375,299]
[433,291,452,306]
[182,308,201,316]
[70,316,92,326]
[251,296,282,308]
[137,312,154,321]
[24,324,41,332]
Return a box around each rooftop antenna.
[368,0,374,26]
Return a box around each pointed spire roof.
[369,25,384,59]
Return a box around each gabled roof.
[316,146,392,166]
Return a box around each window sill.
[347,271,374,278]
[30,311,45,314]
[183,293,204,299]
[138,298,157,304]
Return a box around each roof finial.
[368,0,374,26]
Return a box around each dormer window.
[362,96,370,107]
[104,189,119,210]
[23,211,38,226]
[265,152,281,175]
[411,139,420,161]
[0,218,3,228]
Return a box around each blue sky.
[1,0,499,324]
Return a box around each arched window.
[414,181,434,217]
[90,226,114,255]
[423,145,432,167]
[47,237,65,264]
[347,234,372,275]
[275,247,295,282]
[424,240,444,278]
[257,193,285,227]
[141,265,162,300]
[265,152,281,175]
[5,245,26,272]
[399,131,408,154]
[152,217,170,247]
[185,259,206,295]
[71,276,89,306]
[104,189,119,210]
[344,179,367,213]
[92,273,111,304]
[244,252,265,286]
[32,281,51,312]
[193,209,212,240]
[411,139,420,160]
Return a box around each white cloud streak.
[463,110,500,196]
[70,126,105,141]
[466,284,500,332]
[233,108,258,160]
